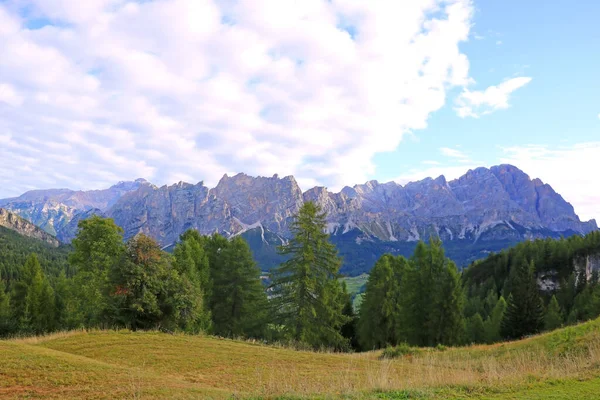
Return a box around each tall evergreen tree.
[10,254,55,334]
[271,201,348,349]
[409,239,465,346]
[357,254,406,349]
[0,281,11,335]
[340,284,360,351]
[208,235,268,338]
[544,295,563,331]
[467,313,485,343]
[483,296,507,343]
[501,258,544,339]
[172,230,212,333]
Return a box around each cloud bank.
[455,77,532,118]
[0,0,478,196]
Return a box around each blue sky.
[0,0,598,221]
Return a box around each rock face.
[0,179,147,235]
[1,165,597,273]
[0,208,60,247]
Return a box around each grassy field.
[2,319,600,399]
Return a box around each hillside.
[0,225,70,285]
[3,319,600,399]
[1,165,596,275]
[0,208,60,247]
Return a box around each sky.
[0,0,598,222]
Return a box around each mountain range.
[0,165,596,275]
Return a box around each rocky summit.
[0,208,60,247]
[0,165,596,274]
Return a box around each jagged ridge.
[0,165,596,273]
[0,208,60,247]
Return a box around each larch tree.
[207,235,268,338]
[271,201,348,349]
[501,258,544,339]
[544,295,563,331]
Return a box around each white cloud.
[440,147,471,161]
[455,77,532,118]
[0,0,475,196]
[0,83,24,106]
[500,143,600,222]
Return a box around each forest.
[1,203,600,351]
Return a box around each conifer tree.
[409,239,465,346]
[467,313,485,343]
[544,295,563,331]
[340,285,360,350]
[11,254,56,334]
[0,281,11,335]
[208,235,268,338]
[271,201,348,349]
[484,296,506,343]
[501,258,544,339]
[172,231,212,333]
[357,254,405,349]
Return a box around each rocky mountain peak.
[1,165,597,274]
[0,208,60,247]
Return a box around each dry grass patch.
[2,319,600,399]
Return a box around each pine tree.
[357,254,405,349]
[484,296,506,343]
[172,231,212,333]
[0,280,11,336]
[208,236,268,338]
[271,201,348,349]
[544,295,563,331]
[467,313,485,343]
[340,285,360,351]
[11,254,55,334]
[501,258,544,339]
[434,260,466,345]
[409,239,465,346]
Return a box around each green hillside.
[2,317,600,399]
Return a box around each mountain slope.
[0,165,596,274]
[0,179,147,235]
[0,208,60,247]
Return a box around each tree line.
[1,204,600,351]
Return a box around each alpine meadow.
[1,0,600,399]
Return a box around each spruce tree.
[484,296,506,343]
[357,254,405,349]
[208,235,268,338]
[271,201,348,349]
[467,313,485,343]
[0,281,11,335]
[409,239,465,346]
[172,231,212,333]
[340,284,360,351]
[501,258,544,339]
[11,254,56,334]
[544,295,563,331]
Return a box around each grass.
[341,274,369,309]
[341,274,369,296]
[2,319,600,399]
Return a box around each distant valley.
[0,164,596,275]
